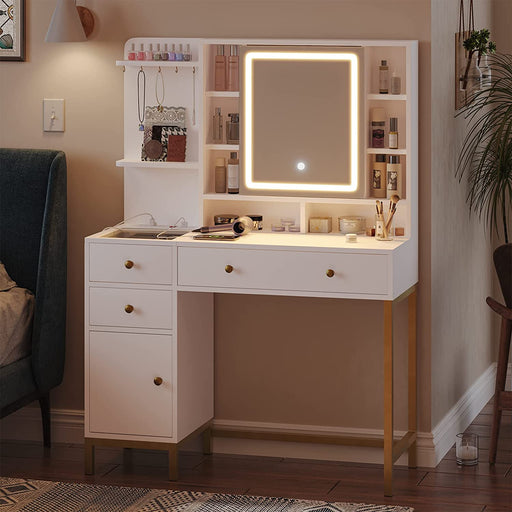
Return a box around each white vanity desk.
[85,229,417,497]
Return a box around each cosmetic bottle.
[128,43,136,61]
[161,43,169,61]
[379,60,389,94]
[226,113,239,144]
[176,44,183,61]
[227,45,239,91]
[184,43,192,61]
[145,43,154,61]
[370,108,386,148]
[386,155,402,199]
[227,152,239,194]
[215,45,226,91]
[215,157,227,193]
[168,44,176,61]
[154,43,162,61]
[391,70,401,94]
[389,117,398,149]
[212,107,223,144]
[371,155,387,198]
[137,43,145,61]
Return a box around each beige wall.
[1,1,433,433]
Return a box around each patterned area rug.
[0,478,413,512]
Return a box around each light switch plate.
[43,99,65,132]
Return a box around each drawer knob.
[326,269,335,278]
[225,264,234,274]
[124,260,134,269]
[124,304,134,313]
[154,376,163,386]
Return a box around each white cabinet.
[89,331,173,437]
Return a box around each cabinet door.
[88,332,173,437]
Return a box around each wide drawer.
[178,247,389,296]
[89,243,172,285]
[89,287,172,329]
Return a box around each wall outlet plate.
[43,99,65,132]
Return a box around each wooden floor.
[0,400,511,512]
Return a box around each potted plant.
[461,29,497,91]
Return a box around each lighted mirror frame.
[243,47,361,194]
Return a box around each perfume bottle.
[227,152,239,194]
[214,45,226,91]
[168,44,176,61]
[175,44,183,61]
[371,108,386,148]
[136,43,145,61]
[389,117,398,149]
[154,43,162,61]
[226,113,239,144]
[161,43,169,61]
[145,43,154,61]
[386,155,402,198]
[215,157,227,193]
[212,107,223,144]
[227,45,239,91]
[391,70,401,94]
[379,60,389,94]
[128,43,136,61]
[184,43,191,61]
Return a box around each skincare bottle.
[212,107,223,144]
[386,155,402,198]
[168,44,176,61]
[215,157,227,193]
[226,113,240,144]
[389,117,398,149]
[128,43,136,61]
[176,44,184,61]
[391,70,401,94]
[371,108,386,148]
[184,43,191,61]
[215,45,226,91]
[227,45,239,91]
[145,43,154,61]
[227,152,239,194]
[379,60,389,94]
[154,43,162,61]
[371,155,387,198]
[161,43,169,61]
[137,43,145,61]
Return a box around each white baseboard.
[0,363,503,468]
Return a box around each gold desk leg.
[384,300,394,497]
[84,438,95,475]
[203,427,213,455]
[168,444,178,481]
[408,288,418,468]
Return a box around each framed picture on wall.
[0,0,25,61]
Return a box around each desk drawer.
[89,287,172,329]
[178,247,388,296]
[89,243,172,285]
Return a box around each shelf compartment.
[367,94,407,101]
[206,91,240,98]
[366,148,407,155]
[116,60,199,68]
[205,144,240,151]
[117,159,199,169]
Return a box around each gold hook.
[140,65,143,72]
[175,66,178,73]
[158,66,161,73]
[122,65,126,72]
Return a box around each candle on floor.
[456,433,478,466]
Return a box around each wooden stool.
[487,244,512,464]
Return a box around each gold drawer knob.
[326,269,335,278]
[225,264,234,274]
[124,304,134,313]
[154,376,163,386]
[124,260,134,269]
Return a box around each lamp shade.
[45,0,86,42]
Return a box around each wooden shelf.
[205,144,240,151]
[367,94,407,101]
[116,60,199,68]
[116,159,199,169]
[366,148,407,155]
[205,91,240,98]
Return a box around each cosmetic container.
[214,214,238,225]
[227,45,239,91]
[391,70,401,94]
[371,154,387,198]
[338,216,366,235]
[215,45,226,91]
[375,213,393,241]
[386,155,402,199]
[128,43,136,61]
[346,233,358,243]
[309,217,332,233]
[226,113,239,144]
[168,44,176,61]
[271,224,286,232]
[212,107,223,144]
[137,43,145,61]
[145,43,154,61]
[176,44,184,61]
[214,158,226,193]
[248,215,263,231]
[371,108,386,148]
[379,60,389,94]
[389,117,398,149]
[227,152,239,194]
[184,43,192,61]
[288,225,300,232]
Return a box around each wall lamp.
[45,0,94,42]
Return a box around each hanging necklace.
[137,67,146,131]
[155,67,165,112]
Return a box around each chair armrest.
[486,296,512,320]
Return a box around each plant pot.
[460,53,482,92]
[493,243,512,307]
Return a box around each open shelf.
[117,159,199,169]
[366,148,407,155]
[116,60,199,68]
[206,91,240,98]
[205,144,240,151]
[367,94,407,101]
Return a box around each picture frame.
[0,0,25,62]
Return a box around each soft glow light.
[244,50,359,193]
[296,162,306,171]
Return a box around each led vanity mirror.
[240,46,365,197]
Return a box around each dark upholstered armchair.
[0,148,67,447]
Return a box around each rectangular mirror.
[240,45,365,198]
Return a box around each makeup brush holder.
[375,214,393,241]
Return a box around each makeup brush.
[385,194,400,232]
